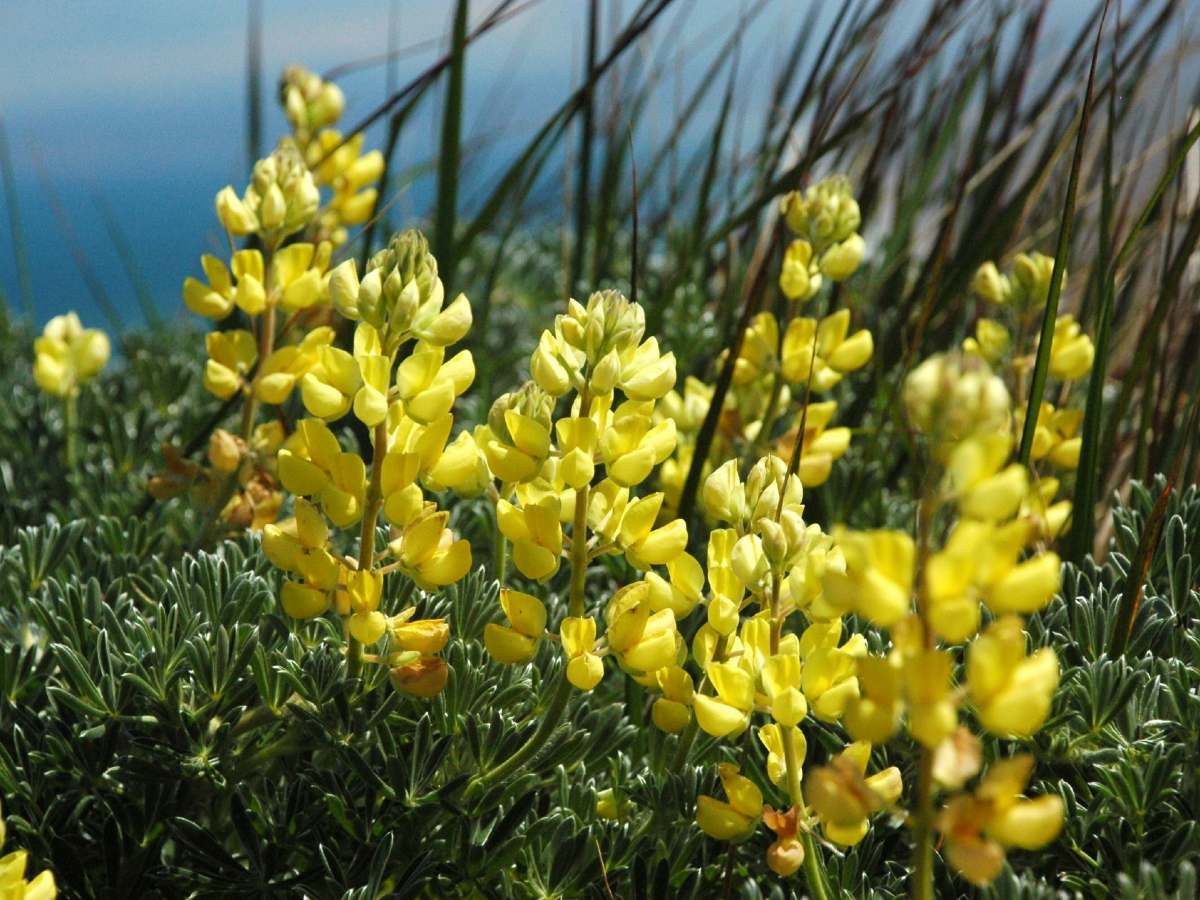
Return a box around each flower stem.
[568,481,590,618]
[349,420,389,682]
[494,533,508,586]
[912,747,935,900]
[468,667,571,795]
[63,392,78,471]
[782,723,831,900]
[911,492,938,899]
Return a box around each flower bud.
[767,838,806,877]
[972,262,1010,304]
[390,656,449,698]
[821,233,865,281]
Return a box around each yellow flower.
[762,652,808,726]
[389,509,472,589]
[182,254,237,319]
[801,633,863,723]
[561,616,604,690]
[780,176,861,249]
[696,763,762,841]
[967,616,1059,738]
[1009,251,1059,312]
[807,741,902,847]
[943,433,1028,522]
[427,429,491,496]
[554,290,646,368]
[606,583,682,675]
[203,330,257,400]
[32,312,110,397]
[484,589,547,664]
[599,404,676,487]
[282,66,345,148]
[617,336,677,401]
[651,665,694,732]
[554,416,598,489]
[1048,314,1094,380]
[300,345,361,420]
[616,493,688,569]
[937,754,1063,886]
[335,569,387,644]
[394,343,475,425]
[277,419,366,527]
[255,326,332,404]
[530,328,581,396]
[903,352,1011,450]
[728,312,778,384]
[497,495,563,581]
[757,722,806,785]
[262,500,340,620]
[482,386,554,483]
[644,551,704,618]
[0,847,56,900]
[702,460,748,526]
[774,400,852,487]
[1023,402,1083,470]
[844,655,902,744]
[389,611,450,654]
[822,528,914,626]
[310,130,384,237]
[705,528,745,634]
[389,654,450,698]
[693,660,754,737]
[821,233,866,281]
[903,649,958,748]
[224,139,320,242]
[962,317,1010,364]
[375,450,422,527]
[780,238,821,301]
[972,262,1010,305]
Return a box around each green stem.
[782,723,831,900]
[63,392,78,470]
[568,481,590,618]
[911,748,935,900]
[349,420,389,682]
[469,668,571,795]
[494,533,508,586]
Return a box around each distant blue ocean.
[0,1,1175,333]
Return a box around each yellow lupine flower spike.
[33,312,110,398]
